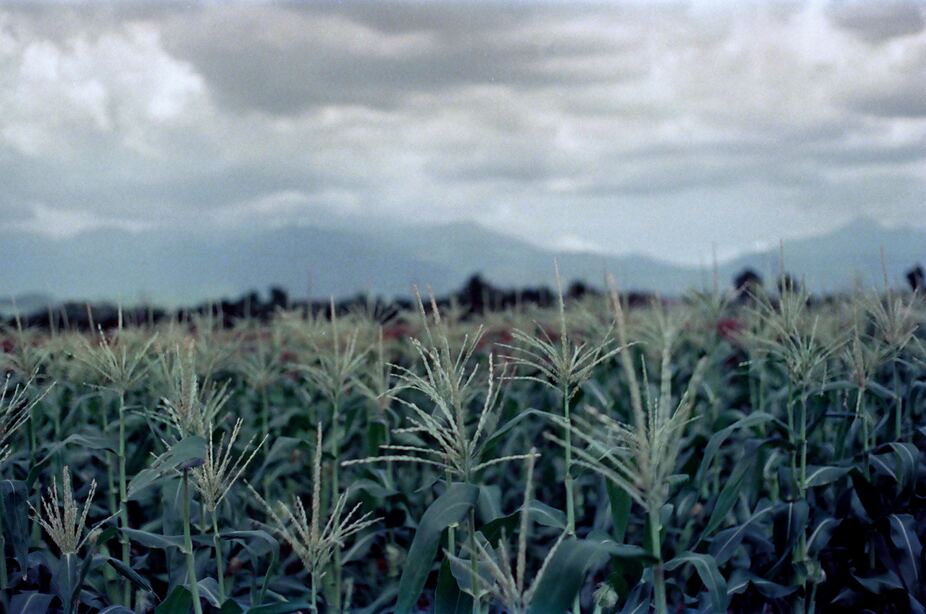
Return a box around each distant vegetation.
[8,262,926,332]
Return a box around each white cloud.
[213,188,364,229]
[0,16,207,157]
[553,234,608,254]
[9,202,149,238]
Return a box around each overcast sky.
[0,1,924,265]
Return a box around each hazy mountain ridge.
[0,218,922,305]
[720,218,926,293]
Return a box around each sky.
[0,1,924,266]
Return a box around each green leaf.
[867,380,898,401]
[10,592,55,614]
[246,601,315,613]
[95,526,120,545]
[850,469,882,521]
[617,582,651,614]
[477,484,502,523]
[35,431,119,468]
[366,420,388,457]
[353,587,400,614]
[198,578,222,607]
[584,530,654,561]
[480,500,566,545]
[806,516,838,557]
[664,552,728,613]
[219,602,244,614]
[128,436,206,500]
[222,529,279,559]
[52,552,83,614]
[435,558,473,614]
[252,437,307,482]
[481,408,558,452]
[888,513,921,589]
[709,502,774,565]
[154,435,208,471]
[530,501,567,530]
[889,443,919,493]
[528,536,612,614]
[1,479,30,577]
[221,529,279,604]
[728,570,796,599]
[696,412,776,483]
[343,530,379,565]
[803,465,851,488]
[395,482,479,614]
[852,570,904,594]
[750,576,797,599]
[700,441,763,540]
[446,548,494,595]
[123,528,185,550]
[606,481,632,543]
[102,556,154,593]
[155,586,192,614]
[769,500,809,575]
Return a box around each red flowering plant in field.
[716,316,743,344]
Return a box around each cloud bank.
[0,1,923,265]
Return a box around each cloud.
[9,202,149,238]
[0,14,207,157]
[553,233,608,254]
[160,4,632,115]
[826,1,925,43]
[0,2,922,267]
[838,53,926,118]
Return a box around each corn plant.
[250,426,378,612]
[501,263,622,535]
[5,269,926,613]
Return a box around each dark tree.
[777,273,800,294]
[906,265,924,292]
[567,280,592,300]
[268,286,289,309]
[459,274,490,314]
[733,268,763,300]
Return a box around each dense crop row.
[2,276,926,613]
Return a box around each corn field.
[2,277,926,614]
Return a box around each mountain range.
[0,217,922,308]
